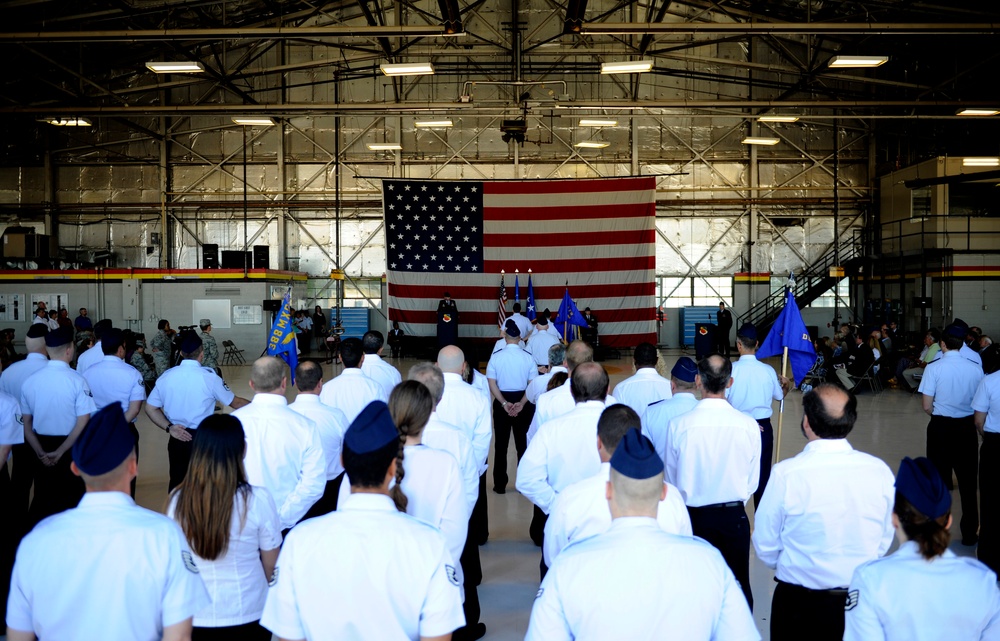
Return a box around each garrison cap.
[44,326,73,348]
[344,401,398,454]
[72,403,134,476]
[737,323,757,340]
[896,456,951,519]
[610,428,664,480]
[670,357,698,383]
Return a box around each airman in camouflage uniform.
[150,319,173,376]
[199,318,219,372]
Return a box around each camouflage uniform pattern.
[130,351,157,382]
[201,332,219,370]
[150,330,172,376]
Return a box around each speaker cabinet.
[253,245,270,269]
[202,244,219,269]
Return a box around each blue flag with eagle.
[758,287,816,386]
[266,287,298,382]
[526,273,537,321]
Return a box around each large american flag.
[384,177,657,348]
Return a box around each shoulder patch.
[181,550,200,574]
[16,413,23,425]
[223,381,232,391]
[445,564,460,586]
[845,589,859,611]
[269,566,279,587]
[535,588,544,599]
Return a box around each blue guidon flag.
[757,288,816,386]
[383,177,657,348]
[266,286,298,382]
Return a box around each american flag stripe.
[385,177,656,347]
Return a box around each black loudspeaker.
[202,244,219,269]
[262,299,282,311]
[221,250,250,269]
[253,245,270,269]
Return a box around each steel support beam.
[581,22,1000,35]
[0,26,464,42]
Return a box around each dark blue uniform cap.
[737,322,757,340]
[179,331,202,353]
[72,403,135,476]
[896,456,951,519]
[944,324,966,339]
[670,357,698,383]
[504,318,521,338]
[44,326,73,348]
[344,401,399,454]
[610,428,664,480]
[26,324,49,339]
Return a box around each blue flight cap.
[896,456,951,519]
[952,318,969,330]
[610,428,664,480]
[179,331,203,353]
[344,401,399,454]
[670,357,698,383]
[737,322,757,340]
[944,324,966,339]
[72,403,135,476]
[26,324,49,339]
[504,318,521,338]
[44,326,74,348]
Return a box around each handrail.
[736,234,863,330]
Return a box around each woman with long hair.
[167,414,282,641]
[844,457,1000,640]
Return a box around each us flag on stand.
[497,273,507,330]
[384,177,657,348]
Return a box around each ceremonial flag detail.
[758,288,817,385]
[384,177,656,347]
[554,287,589,338]
[497,274,507,330]
[265,287,298,383]
[526,274,537,321]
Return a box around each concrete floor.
[6,349,979,641]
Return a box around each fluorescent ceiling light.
[957,108,1000,116]
[380,62,434,76]
[42,117,92,126]
[600,60,653,74]
[741,137,780,146]
[574,141,610,148]
[579,119,618,127]
[145,61,205,73]
[828,55,888,68]
[757,115,799,122]
[963,157,1000,167]
[414,120,453,128]
[367,143,403,150]
[232,117,275,126]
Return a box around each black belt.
[690,501,743,510]
[775,579,848,596]
[498,390,525,403]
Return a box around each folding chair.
[798,356,825,392]
[851,361,882,395]
[222,340,246,365]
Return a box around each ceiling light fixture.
[232,117,275,126]
[145,61,205,73]
[741,137,780,146]
[828,55,888,68]
[367,142,403,150]
[957,108,1000,116]
[380,62,435,76]
[600,60,653,74]
[579,119,618,127]
[962,157,1000,167]
[574,141,610,148]
[42,117,92,126]
[757,115,799,122]
[414,120,453,128]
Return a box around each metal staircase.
[736,236,865,338]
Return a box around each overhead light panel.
[574,141,610,148]
[145,61,205,73]
[232,117,275,126]
[758,115,799,123]
[741,137,780,146]
[828,55,888,68]
[963,157,1000,167]
[42,117,92,126]
[579,119,618,127]
[414,120,453,128]
[957,108,1000,116]
[600,60,653,74]
[380,62,434,76]
[367,143,402,150]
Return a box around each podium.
[694,323,717,360]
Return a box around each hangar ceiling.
[0,0,998,305]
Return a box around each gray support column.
[159,117,170,269]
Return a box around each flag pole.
[775,345,789,464]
